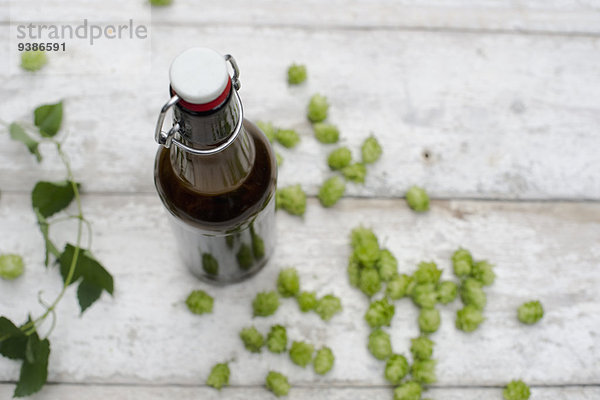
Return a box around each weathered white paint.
[1,25,600,199]
[5,0,600,34]
[0,384,599,400]
[1,195,599,388]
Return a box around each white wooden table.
[1,1,600,398]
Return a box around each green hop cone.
[517,300,544,325]
[405,185,429,212]
[206,363,230,390]
[393,381,422,400]
[288,63,307,85]
[265,371,290,397]
[202,253,219,276]
[289,341,314,367]
[21,51,47,72]
[315,294,342,321]
[411,283,438,309]
[456,305,484,332]
[410,336,434,360]
[277,267,300,297]
[240,326,264,353]
[276,185,307,216]
[376,249,398,282]
[418,308,441,334]
[307,94,329,123]
[266,324,288,353]
[328,147,352,170]
[318,176,346,207]
[361,135,382,164]
[236,243,253,270]
[412,359,437,384]
[296,291,317,312]
[386,273,413,300]
[313,123,340,144]
[452,248,473,277]
[472,260,495,286]
[364,297,395,329]
[414,261,442,284]
[342,162,367,183]
[359,268,381,297]
[460,278,487,310]
[437,281,458,304]
[503,379,531,400]
[252,291,279,317]
[185,290,213,315]
[0,254,24,280]
[275,129,300,148]
[384,354,409,384]
[313,346,335,375]
[368,329,392,360]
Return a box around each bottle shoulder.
[154,122,277,230]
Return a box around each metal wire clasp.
[154,54,243,156]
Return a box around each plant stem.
[21,142,84,336]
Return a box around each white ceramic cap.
[169,47,229,104]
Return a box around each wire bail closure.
[154,54,243,156]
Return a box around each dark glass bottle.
[153,48,277,283]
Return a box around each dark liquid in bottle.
[154,121,277,283]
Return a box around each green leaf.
[59,244,113,313]
[33,101,62,137]
[0,317,27,360]
[77,280,103,314]
[34,209,60,266]
[13,334,50,398]
[32,180,78,218]
[9,123,42,162]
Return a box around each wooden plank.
[1,25,600,199]
[0,384,599,400]
[1,194,599,386]
[4,0,600,35]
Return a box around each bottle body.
[154,119,277,283]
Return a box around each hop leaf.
[58,244,114,313]
[9,123,41,162]
[33,101,62,138]
[32,180,78,219]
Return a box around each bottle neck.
[172,89,241,148]
[168,91,255,195]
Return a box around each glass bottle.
[153,48,277,284]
